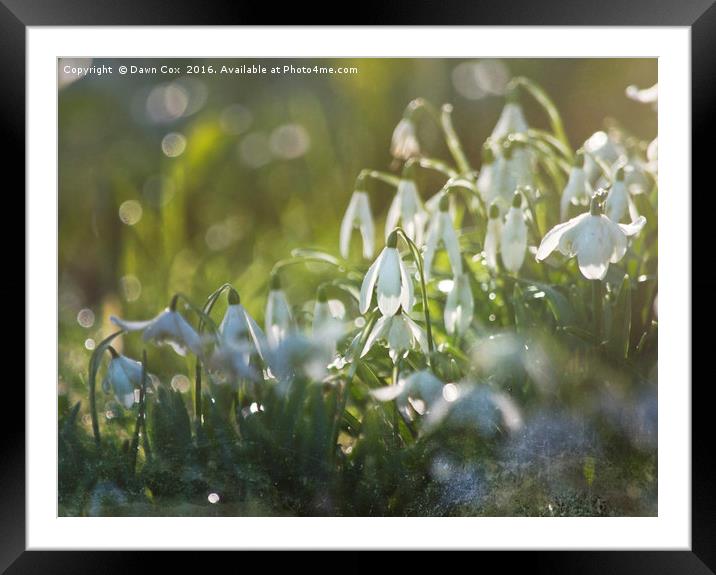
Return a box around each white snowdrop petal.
[484,219,502,269]
[500,207,527,273]
[377,248,402,317]
[441,212,463,276]
[110,315,154,332]
[361,315,390,357]
[398,256,415,313]
[339,192,360,259]
[359,249,384,314]
[619,215,647,236]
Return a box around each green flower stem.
[440,104,472,176]
[405,156,458,179]
[395,228,435,355]
[130,349,149,474]
[392,361,401,447]
[592,280,603,344]
[358,169,401,188]
[331,310,380,460]
[409,98,472,176]
[87,330,124,448]
[511,76,569,149]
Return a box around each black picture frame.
[5,0,710,570]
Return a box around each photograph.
[57,56,658,518]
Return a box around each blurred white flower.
[265,275,293,349]
[423,195,462,280]
[361,310,428,363]
[583,131,623,185]
[390,117,420,160]
[385,178,427,245]
[209,288,271,380]
[508,140,533,188]
[490,148,516,213]
[626,83,658,108]
[484,202,502,270]
[111,299,203,357]
[444,273,474,336]
[102,349,143,409]
[371,369,444,411]
[536,197,646,280]
[475,145,495,209]
[560,151,594,221]
[312,287,345,357]
[491,97,529,140]
[605,167,630,223]
[339,189,374,260]
[359,231,415,316]
[500,192,528,273]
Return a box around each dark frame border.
[6,0,712,571]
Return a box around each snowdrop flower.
[360,309,428,363]
[605,167,629,223]
[484,202,502,270]
[560,151,594,221]
[626,83,658,108]
[265,274,293,349]
[474,145,495,209]
[339,187,374,259]
[110,297,203,357]
[490,146,517,213]
[390,117,420,160]
[444,272,474,336]
[423,195,462,280]
[508,139,533,189]
[359,230,415,316]
[102,348,143,409]
[371,369,444,412]
[312,286,345,357]
[536,195,646,280]
[385,177,427,245]
[210,288,271,380]
[491,92,529,140]
[583,131,623,186]
[500,192,528,273]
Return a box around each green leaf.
[609,275,632,359]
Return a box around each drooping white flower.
[500,192,528,273]
[583,131,623,186]
[385,178,427,245]
[110,298,203,357]
[390,117,420,160]
[444,272,474,336]
[265,274,293,349]
[507,139,533,189]
[423,195,462,280]
[359,231,415,316]
[484,202,502,270]
[560,151,594,221]
[360,310,428,363]
[605,167,629,223]
[312,287,345,357]
[536,197,646,280]
[102,349,143,409]
[489,147,517,213]
[339,189,374,260]
[209,288,271,380]
[491,96,529,140]
[626,83,658,108]
[371,369,444,411]
[474,145,495,209]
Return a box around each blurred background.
[58,57,657,399]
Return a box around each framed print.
[6,0,712,570]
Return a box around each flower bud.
[228,287,240,305]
